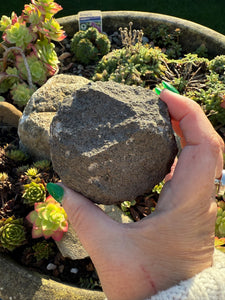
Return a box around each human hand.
[48,90,224,300]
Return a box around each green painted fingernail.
[162,81,179,94]
[47,183,64,203]
[155,87,162,95]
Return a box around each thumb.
[47,182,116,254]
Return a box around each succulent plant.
[23,181,46,205]
[121,200,136,212]
[187,72,225,127]
[215,237,225,253]
[0,217,26,251]
[33,159,51,171]
[26,0,63,20]
[73,38,99,64]
[71,26,111,65]
[0,172,9,182]
[38,17,66,42]
[25,167,39,179]
[0,0,65,107]
[119,22,143,49]
[152,180,165,194]
[16,165,30,174]
[215,201,225,238]
[26,195,68,241]
[4,22,36,50]
[144,24,182,59]
[0,15,12,31]
[34,38,59,75]
[93,44,167,86]
[0,67,19,93]
[208,55,225,75]
[16,52,47,85]
[10,83,36,108]
[32,240,55,261]
[5,149,29,162]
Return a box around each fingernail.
[162,81,179,94]
[47,183,64,203]
[155,87,162,95]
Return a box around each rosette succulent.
[0,0,65,106]
[5,149,28,162]
[33,159,51,171]
[0,217,26,251]
[16,52,47,85]
[32,240,55,261]
[38,17,66,41]
[23,181,46,205]
[71,26,111,65]
[11,83,36,107]
[0,15,12,31]
[3,21,36,50]
[26,195,68,241]
[0,67,19,94]
[34,38,59,75]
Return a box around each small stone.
[142,36,149,44]
[55,223,89,260]
[58,265,65,273]
[18,74,89,159]
[46,263,57,271]
[70,268,79,274]
[0,102,22,128]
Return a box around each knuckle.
[207,133,224,156]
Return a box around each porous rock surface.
[50,81,177,204]
[18,74,89,159]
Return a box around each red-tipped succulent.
[0,0,66,108]
[26,195,68,241]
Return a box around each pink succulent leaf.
[46,64,57,76]
[11,12,18,25]
[32,226,43,238]
[35,203,46,212]
[60,221,69,232]
[33,217,42,228]
[22,4,43,25]
[26,210,38,223]
[0,16,12,31]
[37,2,62,17]
[51,230,64,241]
[46,195,58,204]
[42,229,54,239]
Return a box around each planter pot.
[58,11,225,58]
[1,10,225,300]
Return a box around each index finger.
[160,89,224,197]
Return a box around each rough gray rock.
[18,74,89,160]
[50,81,178,204]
